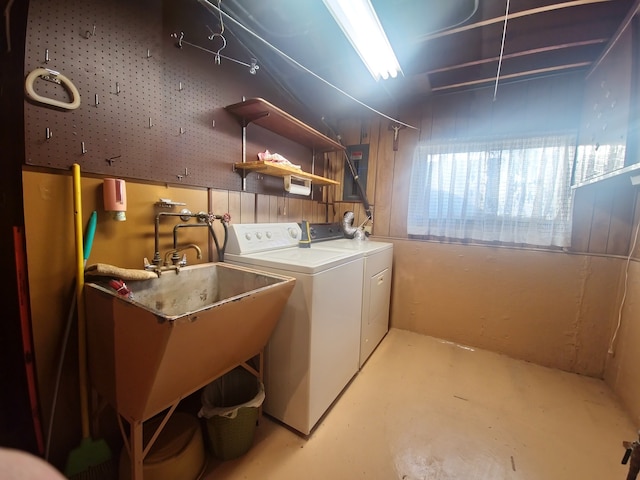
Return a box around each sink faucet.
[147,208,229,270]
[164,243,202,266]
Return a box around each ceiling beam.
[427,38,607,74]
[418,0,615,41]
[430,62,591,92]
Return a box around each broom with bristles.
[64,163,115,479]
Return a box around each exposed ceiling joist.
[418,0,615,42]
[206,0,635,117]
[431,62,592,92]
[427,38,607,75]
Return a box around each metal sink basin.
[85,262,295,421]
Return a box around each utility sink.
[85,262,295,421]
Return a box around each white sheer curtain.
[407,134,577,247]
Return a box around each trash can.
[198,367,265,461]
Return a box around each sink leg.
[117,403,181,480]
[240,350,264,420]
[116,415,144,480]
[131,420,144,480]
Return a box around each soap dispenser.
[103,178,127,221]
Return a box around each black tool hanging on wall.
[321,117,372,220]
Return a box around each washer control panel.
[308,223,344,242]
[226,223,302,254]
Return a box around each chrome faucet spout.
[164,243,202,266]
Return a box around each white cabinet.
[360,247,393,367]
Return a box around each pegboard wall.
[23,0,308,192]
[575,22,633,183]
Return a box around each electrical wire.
[493,0,510,101]
[216,0,224,35]
[195,0,419,131]
[421,0,479,37]
[608,218,640,355]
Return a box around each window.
[407,134,577,247]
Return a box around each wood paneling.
[372,118,394,236]
[589,184,617,252]
[390,108,421,238]
[366,116,380,206]
[571,22,636,255]
[571,185,597,252]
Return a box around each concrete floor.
[203,328,637,479]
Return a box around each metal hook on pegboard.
[172,32,184,48]
[83,24,96,39]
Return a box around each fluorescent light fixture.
[322,0,402,81]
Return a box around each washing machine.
[224,223,364,435]
[308,223,393,368]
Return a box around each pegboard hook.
[171,32,184,48]
[84,25,96,39]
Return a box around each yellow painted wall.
[387,238,623,377]
[22,168,328,467]
[605,260,640,427]
[604,193,640,427]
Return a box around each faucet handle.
[168,252,188,266]
[168,251,185,266]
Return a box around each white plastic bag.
[198,367,265,420]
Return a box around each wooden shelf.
[225,98,345,152]
[226,98,342,189]
[233,161,340,186]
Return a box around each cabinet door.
[360,260,392,367]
